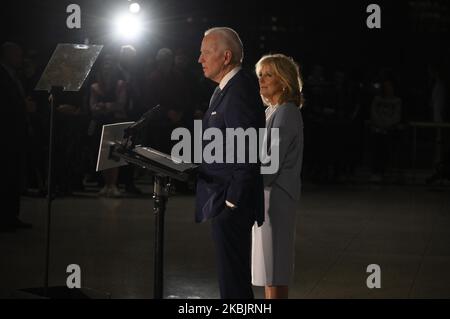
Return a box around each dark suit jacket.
[195,69,265,225]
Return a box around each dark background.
[2,0,448,74]
[1,0,449,172]
[1,0,450,300]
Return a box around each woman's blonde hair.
[255,53,304,108]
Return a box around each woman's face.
[257,63,284,105]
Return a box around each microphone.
[124,104,162,138]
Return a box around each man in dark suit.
[0,42,32,232]
[196,27,265,298]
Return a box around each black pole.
[153,176,168,299]
[44,86,63,296]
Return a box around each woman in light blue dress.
[252,54,304,299]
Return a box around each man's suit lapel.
[209,89,225,113]
[204,70,243,127]
[203,84,227,127]
[209,70,242,113]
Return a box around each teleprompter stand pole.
[44,86,63,296]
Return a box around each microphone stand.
[120,105,169,298]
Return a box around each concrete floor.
[1,182,450,299]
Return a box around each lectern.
[96,121,198,298]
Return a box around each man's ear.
[224,50,232,66]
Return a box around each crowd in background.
[3,42,450,199]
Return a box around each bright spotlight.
[129,2,141,13]
[114,13,142,39]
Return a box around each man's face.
[198,34,225,83]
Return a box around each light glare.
[115,13,142,39]
[129,3,140,13]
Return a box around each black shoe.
[12,218,32,229]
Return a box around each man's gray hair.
[205,27,243,64]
